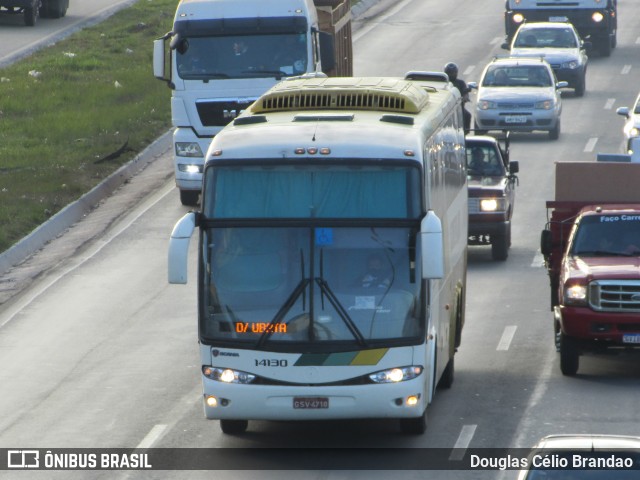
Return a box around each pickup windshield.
[571,214,640,257]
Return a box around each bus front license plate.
[293,397,329,409]
[623,334,640,344]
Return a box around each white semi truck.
[153,0,353,205]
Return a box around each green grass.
[0,0,179,253]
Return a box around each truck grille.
[589,280,640,313]
[196,99,255,127]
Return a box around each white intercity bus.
[168,74,468,434]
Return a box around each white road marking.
[353,0,414,42]
[604,98,616,110]
[621,65,632,75]
[584,137,598,152]
[0,181,175,329]
[497,326,518,351]
[463,65,475,76]
[137,424,168,449]
[636,37,640,45]
[450,424,477,460]
[490,36,503,45]
[531,252,545,268]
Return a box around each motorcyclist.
[444,62,471,133]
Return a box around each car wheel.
[491,234,509,261]
[180,189,199,206]
[574,74,585,97]
[549,120,560,140]
[220,419,248,434]
[559,333,580,376]
[400,411,427,435]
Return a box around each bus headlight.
[592,11,604,23]
[630,127,640,137]
[176,142,204,157]
[512,13,524,24]
[202,366,256,384]
[369,366,422,383]
[564,285,587,306]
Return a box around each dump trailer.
[0,0,68,26]
[541,161,640,376]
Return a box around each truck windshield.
[571,214,640,256]
[201,226,424,350]
[177,33,308,80]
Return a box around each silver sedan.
[469,57,567,140]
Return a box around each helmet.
[444,62,458,81]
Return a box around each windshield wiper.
[241,69,287,78]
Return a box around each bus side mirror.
[169,212,197,284]
[540,229,553,256]
[421,211,444,279]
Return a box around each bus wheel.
[220,419,248,434]
[438,357,454,389]
[559,333,579,376]
[400,412,426,435]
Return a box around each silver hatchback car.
[469,57,567,140]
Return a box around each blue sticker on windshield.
[315,228,333,246]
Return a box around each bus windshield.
[201,226,424,349]
[203,163,422,219]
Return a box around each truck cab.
[153,0,352,206]
[466,134,519,261]
[504,0,617,57]
[541,162,640,376]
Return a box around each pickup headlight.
[176,142,204,157]
[562,60,579,69]
[369,366,422,384]
[535,100,554,110]
[480,197,507,212]
[478,100,497,110]
[564,284,588,306]
[592,11,604,23]
[202,366,256,384]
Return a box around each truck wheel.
[220,419,248,434]
[491,234,509,261]
[24,2,39,26]
[42,0,68,18]
[599,36,612,57]
[549,120,560,140]
[179,190,199,206]
[559,333,580,376]
[400,411,427,435]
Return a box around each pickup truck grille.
[589,280,640,313]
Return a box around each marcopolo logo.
[8,450,40,468]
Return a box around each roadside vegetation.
[0,0,178,253]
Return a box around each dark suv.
[466,134,519,261]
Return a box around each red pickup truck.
[541,162,640,376]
